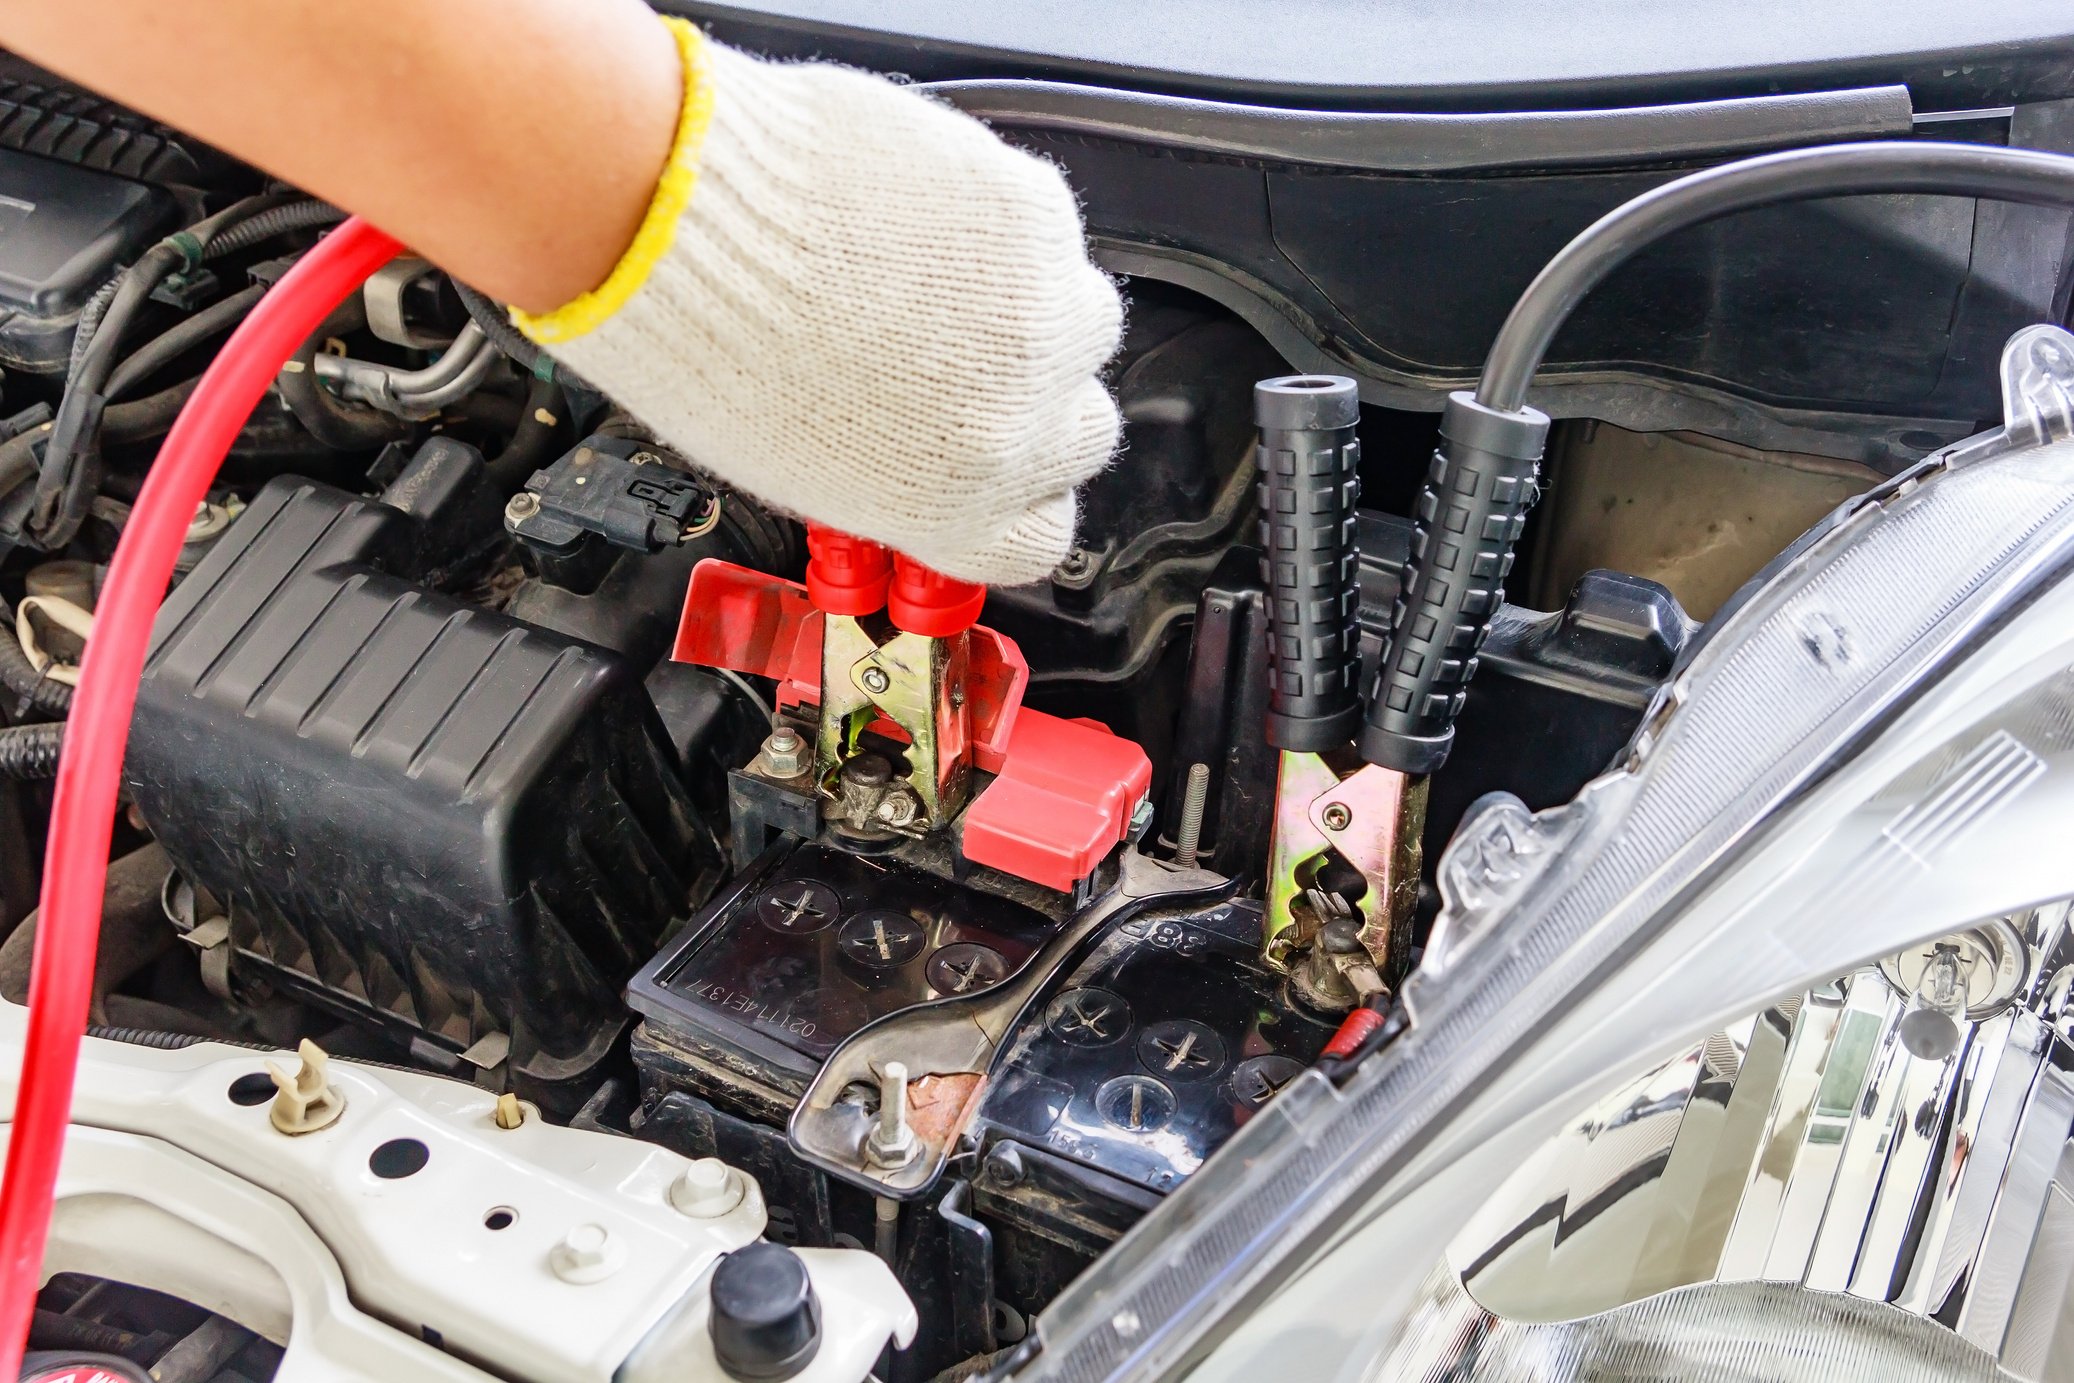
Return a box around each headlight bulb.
[1896,941,1968,1059]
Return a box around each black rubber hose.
[102,377,202,443]
[0,432,38,504]
[85,1026,193,1049]
[199,200,342,260]
[33,196,327,547]
[83,1026,269,1051]
[32,239,185,541]
[2,844,173,1014]
[480,375,570,491]
[104,283,265,401]
[0,722,64,779]
[82,1026,432,1082]
[61,192,284,384]
[0,599,73,718]
[28,1309,153,1363]
[455,279,593,391]
[63,193,292,379]
[1478,141,2074,411]
[0,378,204,520]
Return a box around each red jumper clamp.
[673,527,1149,894]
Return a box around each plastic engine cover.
[127,475,714,1087]
[0,146,175,372]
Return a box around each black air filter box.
[127,473,715,1085]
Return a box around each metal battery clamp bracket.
[786,850,1230,1199]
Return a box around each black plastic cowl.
[709,1242,822,1381]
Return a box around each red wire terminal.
[1320,1005,1386,1061]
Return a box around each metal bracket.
[181,914,235,1002]
[787,851,1228,1200]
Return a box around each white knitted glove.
[515,21,1123,586]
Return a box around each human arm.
[0,2,1124,583]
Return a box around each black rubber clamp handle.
[1359,391,1550,775]
[1254,375,1363,753]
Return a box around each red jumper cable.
[0,216,402,1375]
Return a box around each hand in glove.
[518,23,1124,586]
[0,3,1124,586]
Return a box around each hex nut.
[763,727,808,778]
[875,790,920,828]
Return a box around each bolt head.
[670,1158,748,1219]
[840,753,893,788]
[504,491,541,524]
[186,500,233,542]
[551,1222,626,1284]
[1321,803,1353,831]
[984,1145,1026,1188]
[865,1124,918,1169]
[860,666,891,695]
[1055,548,1095,580]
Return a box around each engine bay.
[0,24,2071,1383]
